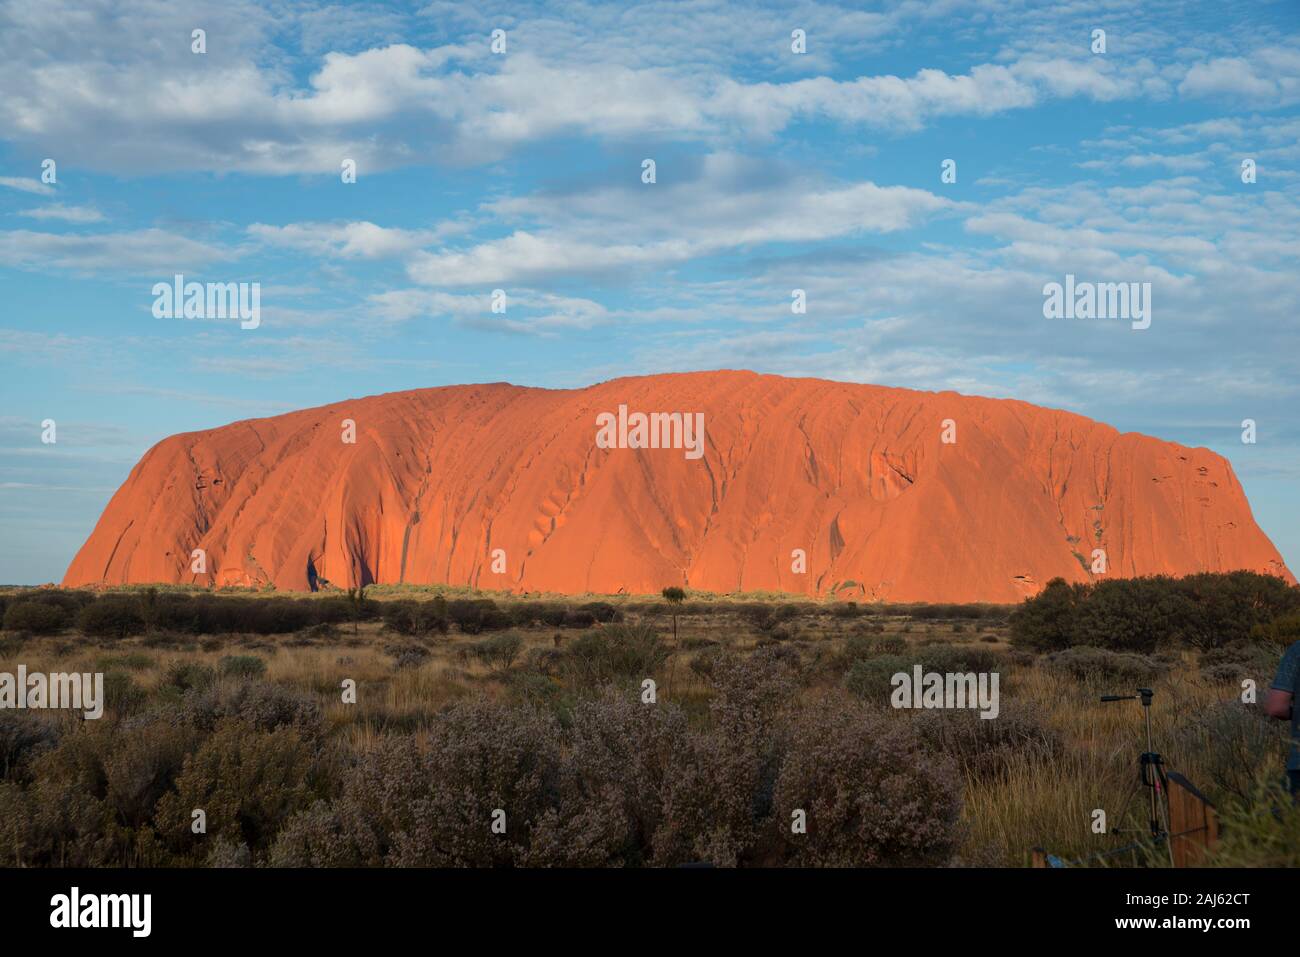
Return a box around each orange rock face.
[63,370,1293,602]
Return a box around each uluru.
[62,370,1293,603]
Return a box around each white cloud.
[0,228,234,274]
[16,203,104,223]
[369,287,609,334]
[0,176,54,195]
[1179,47,1300,104]
[2,0,1277,175]
[248,220,464,259]
[410,161,957,285]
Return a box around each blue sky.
[1,0,1298,585]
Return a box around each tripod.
[1100,688,1173,860]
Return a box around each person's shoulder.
[1276,641,1300,682]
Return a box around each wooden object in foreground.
[1166,772,1219,867]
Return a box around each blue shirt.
[1271,641,1300,771]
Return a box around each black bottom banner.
[0,866,1288,944]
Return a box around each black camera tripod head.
[1100,687,1155,706]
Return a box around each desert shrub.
[419,597,450,631]
[680,636,718,651]
[294,622,337,642]
[475,601,512,631]
[688,646,722,680]
[0,714,198,867]
[842,633,907,661]
[469,632,523,672]
[206,836,252,868]
[742,603,797,633]
[18,590,94,616]
[773,699,963,866]
[914,643,1002,674]
[911,603,990,621]
[524,646,564,677]
[505,671,561,708]
[1202,664,1250,684]
[305,735,426,866]
[0,732,114,865]
[508,602,546,627]
[0,712,61,782]
[698,638,780,696]
[28,724,109,801]
[380,601,418,635]
[180,681,323,741]
[1251,613,1300,649]
[653,650,796,866]
[1009,578,1085,651]
[269,799,370,868]
[102,671,148,715]
[163,661,216,694]
[313,597,355,625]
[237,637,278,655]
[167,596,322,636]
[76,597,146,639]
[386,701,629,867]
[1211,779,1300,866]
[913,701,1061,781]
[447,598,508,634]
[381,600,448,637]
[177,597,238,635]
[561,623,668,688]
[140,629,191,649]
[252,599,318,634]
[1069,579,1196,653]
[843,655,913,703]
[579,602,623,623]
[539,606,568,628]
[3,601,68,635]
[955,603,997,619]
[151,595,199,632]
[1199,640,1278,683]
[766,624,798,643]
[565,690,688,865]
[1011,572,1300,653]
[561,609,596,629]
[1042,646,1162,683]
[101,719,202,830]
[136,587,162,629]
[386,643,430,670]
[271,733,440,869]
[1176,571,1300,649]
[156,719,316,854]
[219,655,267,679]
[1167,701,1288,809]
[96,652,156,672]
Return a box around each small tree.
[661,587,685,644]
[345,585,368,636]
[470,632,523,673]
[139,586,160,632]
[662,586,686,695]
